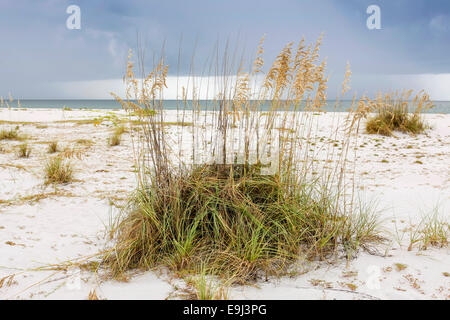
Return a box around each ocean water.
[3,99,450,114]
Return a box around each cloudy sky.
[1,0,449,100]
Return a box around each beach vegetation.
[44,156,74,184]
[108,133,121,146]
[104,37,384,284]
[48,141,59,153]
[408,209,449,251]
[17,143,31,158]
[0,128,25,141]
[365,91,433,136]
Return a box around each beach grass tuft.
[48,141,59,154]
[0,128,25,141]
[17,143,31,158]
[365,91,433,136]
[104,36,384,284]
[409,209,449,251]
[44,156,74,184]
[108,133,121,146]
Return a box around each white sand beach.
[0,108,449,300]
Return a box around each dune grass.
[408,209,449,251]
[365,91,433,136]
[108,125,127,146]
[0,128,25,141]
[44,156,73,184]
[183,266,229,300]
[107,164,381,282]
[104,36,384,284]
[17,143,31,158]
[48,141,58,154]
[108,133,121,146]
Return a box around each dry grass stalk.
[87,289,99,300]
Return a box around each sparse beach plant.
[104,37,383,283]
[108,125,126,146]
[108,133,121,146]
[0,128,21,141]
[44,156,73,184]
[61,146,84,159]
[17,143,31,158]
[365,91,433,136]
[87,289,99,300]
[48,141,59,153]
[186,266,229,300]
[408,209,449,251]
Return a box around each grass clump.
[365,91,433,136]
[108,125,127,146]
[0,128,23,141]
[48,141,59,153]
[17,143,31,158]
[107,165,381,282]
[44,156,73,184]
[184,266,229,300]
[108,134,121,146]
[408,209,449,251]
[75,139,93,146]
[102,36,386,285]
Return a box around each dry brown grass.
[48,141,59,153]
[87,289,99,300]
[44,157,74,184]
[17,143,31,158]
[0,128,24,141]
[365,91,433,136]
[109,134,121,146]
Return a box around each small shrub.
[17,143,31,158]
[44,157,73,184]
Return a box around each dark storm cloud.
[0,0,449,98]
